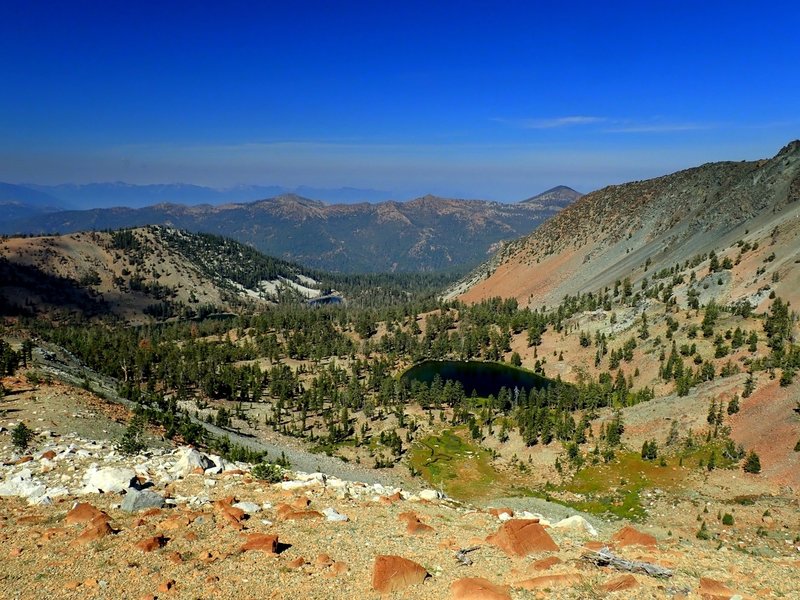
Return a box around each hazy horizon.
[2,1,798,202]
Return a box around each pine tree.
[743,450,761,474]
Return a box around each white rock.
[552,515,598,537]
[280,479,321,491]
[82,466,137,493]
[322,507,349,522]
[498,512,513,522]
[171,447,214,477]
[232,501,261,514]
[295,472,326,483]
[418,489,442,501]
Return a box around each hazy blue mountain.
[0,190,577,273]
[24,182,394,208]
[0,182,69,221]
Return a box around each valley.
[1,145,799,598]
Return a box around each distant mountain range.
[0,186,582,273]
[19,182,396,209]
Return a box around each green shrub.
[251,462,284,483]
[118,414,147,455]
[743,450,761,474]
[11,422,35,452]
[721,513,734,526]
[696,520,710,540]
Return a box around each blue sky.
[1,0,798,201]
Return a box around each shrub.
[722,513,734,526]
[118,414,147,455]
[696,520,710,540]
[251,462,284,483]
[12,422,35,452]
[743,451,761,474]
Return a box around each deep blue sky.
[1,1,798,200]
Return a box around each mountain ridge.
[452,141,800,308]
[1,191,578,273]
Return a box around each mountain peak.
[520,185,583,206]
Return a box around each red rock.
[601,574,638,592]
[73,518,113,545]
[17,515,40,525]
[214,499,246,528]
[291,496,311,509]
[65,503,108,525]
[487,507,515,518]
[451,577,511,600]
[530,556,561,571]
[15,456,33,465]
[83,578,98,588]
[287,557,306,569]
[167,551,183,564]
[583,541,607,551]
[64,580,81,590]
[240,533,279,554]
[141,508,162,517]
[41,527,67,541]
[282,510,323,521]
[315,553,333,566]
[514,573,582,590]
[611,525,657,548]
[40,450,57,461]
[135,535,167,552]
[699,577,737,600]
[184,531,198,542]
[486,520,559,557]
[399,511,434,535]
[157,579,176,593]
[372,555,428,593]
[8,547,22,557]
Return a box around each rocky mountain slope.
[0,226,323,321]
[452,142,800,308]
[0,373,797,599]
[1,192,575,273]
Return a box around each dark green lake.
[401,360,554,397]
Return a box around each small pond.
[401,360,554,397]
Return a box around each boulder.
[601,574,638,592]
[66,502,109,525]
[240,533,279,554]
[135,535,167,552]
[486,519,559,556]
[698,577,737,600]
[611,525,657,548]
[418,489,442,501]
[372,555,428,593]
[322,507,349,522]
[121,488,166,512]
[232,501,261,514]
[82,467,137,493]
[451,577,511,600]
[171,448,214,478]
[552,515,598,537]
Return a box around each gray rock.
[121,487,166,512]
[232,501,261,514]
